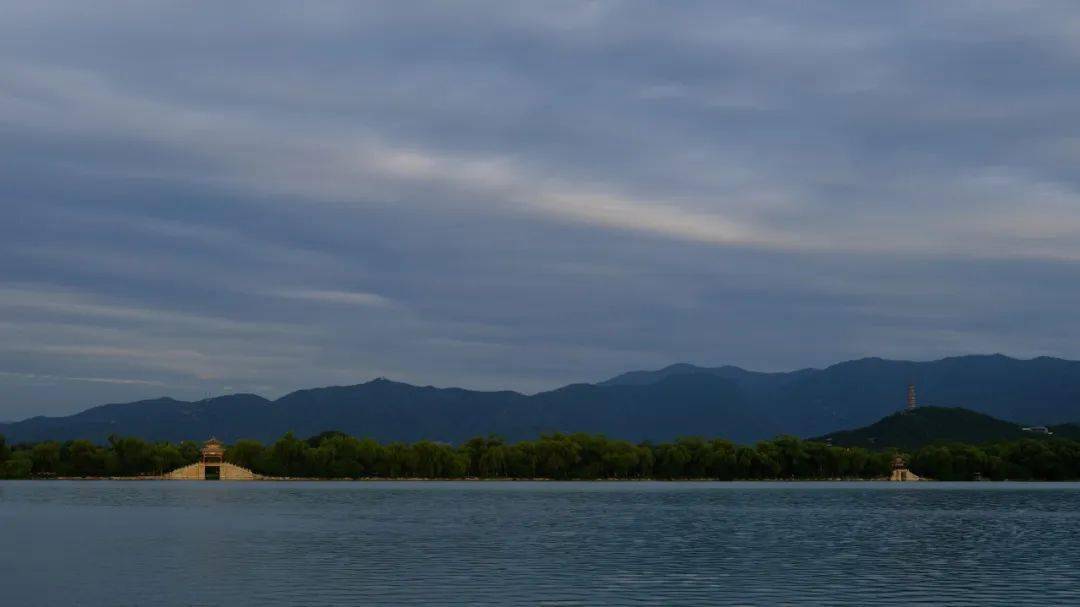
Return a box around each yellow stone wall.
[163,462,260,480]
[889,468,921,481]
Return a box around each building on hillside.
[164,438,261,480]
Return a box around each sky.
[3,1,1080,419]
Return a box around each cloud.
[272,289,394,308]
[3,2,1080,417]
[0,61,782,250]
[0,371,167,387]
[5,4,1080,259]
[0,285,299,335]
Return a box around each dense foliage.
[908,440,1080,481]
[3,430,1080,481]
[0,434,201,479]
[819,407,1037,450]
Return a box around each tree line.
[4,431,1080,480]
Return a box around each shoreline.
[17,476,935,482]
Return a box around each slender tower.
[907,383,918,411]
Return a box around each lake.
[2,481,1079,606]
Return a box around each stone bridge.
[163,437,263,480]
[164,461,260,480]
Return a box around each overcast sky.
[3,1,1080,418]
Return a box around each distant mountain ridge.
[3,354,1080,444]
[601,355,1080,432]
[600,362,816,387]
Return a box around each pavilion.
[163,438,261,480]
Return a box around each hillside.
[815,406,1041,450]
[3,354,1080,444]
[0,374,783,445]
[602,355,1080,436]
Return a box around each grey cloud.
[2,2,1080,417]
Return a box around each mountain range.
[3,354,1080,444]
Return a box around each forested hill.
[815,407,1061,450]
[3,354,1080,444]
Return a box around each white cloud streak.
[0,370,167,387]
[272,289,394,308]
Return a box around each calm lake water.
[2,481,1079,606]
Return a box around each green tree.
[268,432,309,477]
[178,440,201,464]
[31,442,62,476]
[108,435,156,476]
[11,428,1080,482]
[152,442,188,476]
[505,441,538,478]
[1,450,32,479]
[705,439,738,480]
[65,440,107,477]
[227,439,267,472]
[602,440,640,479]
[534,434,581,479]
[316,435,364,478]
[355,438,382,477]
[378,442,418,477]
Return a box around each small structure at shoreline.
[163,438,261,480]
[889,454,920,482]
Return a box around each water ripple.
[2,481,1079,606]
